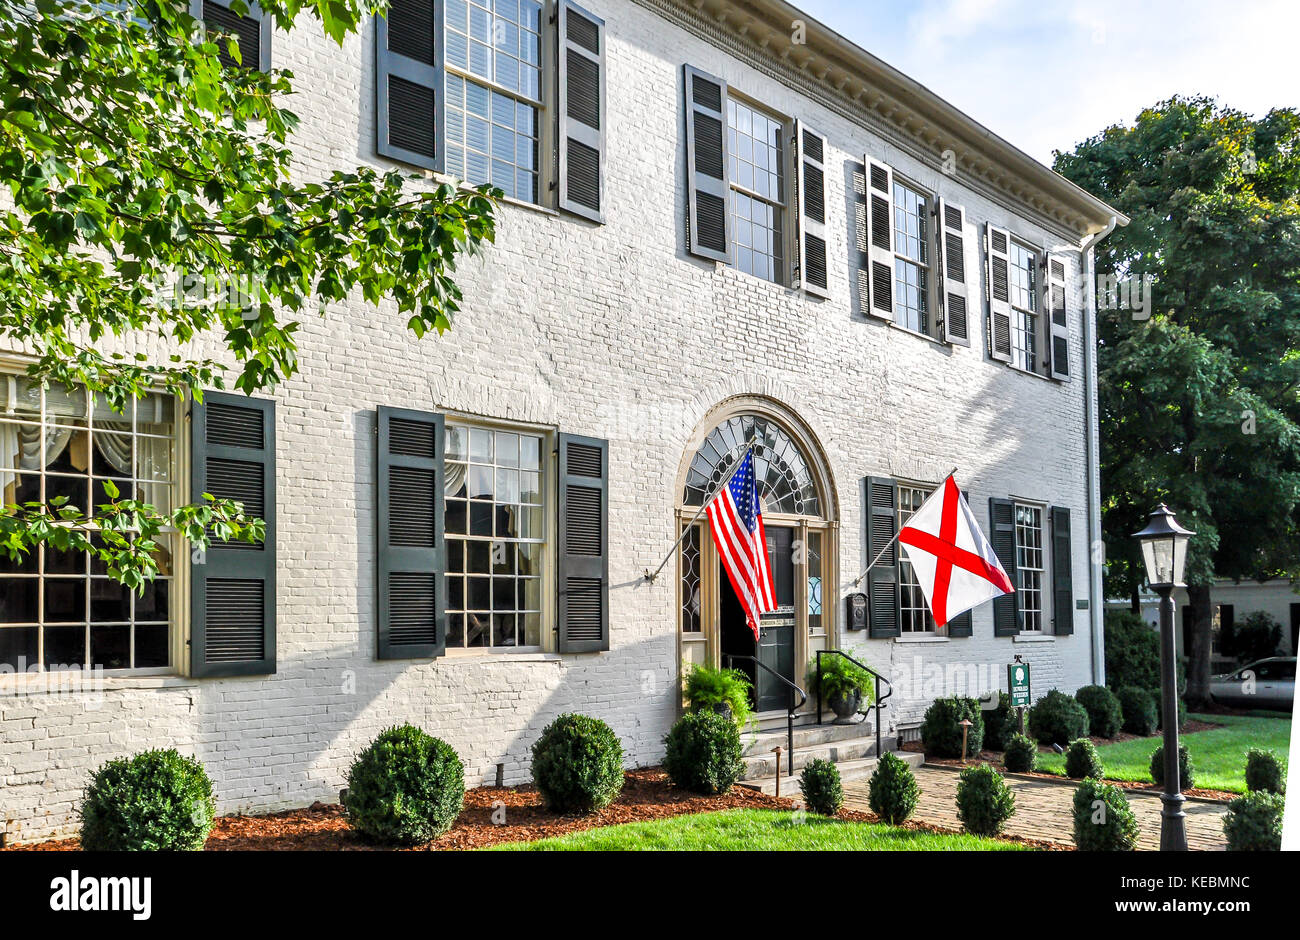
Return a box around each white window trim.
[724,90,794,288]
[1006,236,1048,376]
[1012,499,1046,634]
[897,478,942,637]
[890,176,937,339]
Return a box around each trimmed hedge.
[531,714,625,813]
[662,710,744,795]
[1074,685,1123,739]
[1245,748,1286,795]
[867,752,920,825]
[1149,743,1195,790]
[345,724,465,845]
[955,764,1016,836]
[920,696,984,759]
[1072,779,1139,851]
[1223,791,1284,851]
[1065,738,1104,780]
[799,758,844,816]
[1002,733,1037,773]
[1117,685,1157,736]
[80,748,216,851]
[1028,689,1090,746]
[982,691,1015,752]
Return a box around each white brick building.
[0,0,1124,842]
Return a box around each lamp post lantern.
[1132,503,1195,852]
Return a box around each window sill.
[1013,633,1054,643]
[441,648,561,665]
[886,320,947,347]
[894,634,949,643]
[0,672,194,696]
[1000,361,1057,383]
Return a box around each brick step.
[740,733,882,780]
[741,718,876,757]
[737,750,925,797]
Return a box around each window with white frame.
[727,97,786,284]
[899,483,937,633]
[443,422,546,648]
[0,376,177,672]
[443,0,545,203]
[892,181,932,335]
[1015,503,1044,632]
[1008,241,1038,372]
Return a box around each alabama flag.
[898,475,1014,628]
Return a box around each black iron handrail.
[815,650,893,760]
[724,654,807,777]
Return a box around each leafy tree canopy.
[0,0,498,585]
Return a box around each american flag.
[705,450,776,639]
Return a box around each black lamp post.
[1133,504,1195,852]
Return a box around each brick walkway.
[843,765,1229,851]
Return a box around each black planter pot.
[828,690,860,724]
[709,702,733,721]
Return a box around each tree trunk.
[1185,583,1214,708]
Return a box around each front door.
[719,525,797,712]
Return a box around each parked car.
[1209,657,1295,711]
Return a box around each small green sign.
[1008,662,1031,707]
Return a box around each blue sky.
[792,0,1300,166]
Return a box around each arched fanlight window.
[683,414,821,515]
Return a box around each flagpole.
[851,466,958,587]
[643,441,755,583]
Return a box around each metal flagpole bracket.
[643,440,757,584]
[850,466,958,586]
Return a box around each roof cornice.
[636,0,1127,238]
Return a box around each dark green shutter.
[557,1,606,222]
[191,0,272,71]
[190,391,276,677]
[683,65,732,263]
[1046,256,1071,381]
[989,497,1019,636]
[557,434,609,652]
[947,490,974,637]
[795,121,830,297]
[1050,505,1074,635]
[866,476,899,638]
[376,407,446,659]
[376,0,442,171]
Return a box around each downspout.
[1079,216,1119,685]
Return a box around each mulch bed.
[5,766,1067,851]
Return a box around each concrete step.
[741,718,876,757]
[740,732,884,780]
[737,750,925,797]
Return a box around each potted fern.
[683,663,754,727]
[807,655,875,724]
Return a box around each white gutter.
[1079,215,1120,684]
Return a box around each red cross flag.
[898,475,1014,628]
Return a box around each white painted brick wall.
[0,0,1103,842]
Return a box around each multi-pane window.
[892,182,931,334]
[679,523,701,633]
[727,98,785,283]
[0,378,176,672]
[1009,241,1038,372]
[806,529,823,635]
[1015,503,1044,632]
[444,423,545,648]
[443,0,544,203]
[899,484,937,633]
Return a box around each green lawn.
[1034,712,1290,793]
[486,808,1033,851]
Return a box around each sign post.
[1008,658,1031,735]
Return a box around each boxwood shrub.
[345,724,465,845]
[1064,738,1105,780]
[1074,685,1123,739]
[982,691,1015,752]
[1244,748,1286,795]
[867,752,920,824]
[1223,791,1284,851]
[1149,743,1195,789]
[1116,686,1157,736]
[1072,779,1139,851]
[1027,689,1090,746]
[799,758,843,816]
[80,748,216,851]
[531,713,625,813]
[920,696,984,759]
[955,764,1015,836]
[1002,733,1037,773]
[662,709,744,795]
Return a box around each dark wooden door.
[756,526,796,712]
